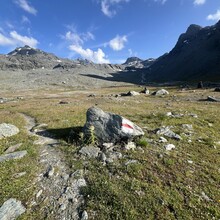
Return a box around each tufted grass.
[0,85,220,219]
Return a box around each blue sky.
[0,0,219,63]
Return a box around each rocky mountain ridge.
[144,20,220,82]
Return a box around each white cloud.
[10,31,38,47]
[193,0,206,5]
[101,0,130,17]
[154,0,167,4]
[207,10,220,21]
[0,31,38,47]
[15,0,37,15]
[109,35,127,51]
[69,45,109,63]
[63,30,95,46]
[0,33,14,46]
[21,15,31,24]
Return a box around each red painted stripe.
[122,123,133,129]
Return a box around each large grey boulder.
[83,107,144,144]
[0,123,19,139]
[0,198,26,220]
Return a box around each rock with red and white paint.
[83,107,144,144]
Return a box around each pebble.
[164,144,175,151]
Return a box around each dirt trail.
[21,113,86,220]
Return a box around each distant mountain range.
[1,20,220,83]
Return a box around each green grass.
[0,86,220,219]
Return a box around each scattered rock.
[44,165,55,178]
[152,89,169,96]
[155,126,182,140]
[81,210,89,220]
[12,172,27,178]
[187,160,193,164]
[188,113,198,118]
[0,198,26,220]
[106,151,122,163]
[0,123,19,139]
[207,96,220,102]
[124,142,136,150]
[201,192,212,202]
[0,151,27,163]
[125,159,138,166]
[127,91,140,96]
[83,107,144,144]
[79,146,101,158]
[140,87,150,95]
[166,112,184,118]
[59,100,69,104]
[164,144,175,151]
[5,143,22,154]
[88,94,96,97]
[159,137,168,143]
[182,124,193,130]
[36,189,43,198]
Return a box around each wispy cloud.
[154,0,167,4]
[207,9,220,21]
[15,0,37,15]
[69,45,109,63]
[100,0,130,17]
[62,28,95,46]
[0,31,38,47]
[193,0,206,5]
[21,15,31,24]
[109,35,127,51]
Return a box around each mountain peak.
[185,24,202,35]
[8,45,40,56]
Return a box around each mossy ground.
[0,86,220,219]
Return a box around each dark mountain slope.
[145,20,220,82]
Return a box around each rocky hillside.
[145,20,220,82]
[123,57,155,69]
[0,45,124,72]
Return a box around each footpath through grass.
[0,86,220,219]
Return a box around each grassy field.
[0,85,220,219]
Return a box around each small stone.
[159,137,168,143]
[36,189,43,198]
[59,204,67,211]
[187,160,193,164]
[127,91,140,96]
[100,153,107,162]
[164,144,175,151]
[81,210,88,220]
[182,124,193,130]
[201,192,212,201]
[166,112,172,117]
[44,165,54,178]
[124,142,136,150]
[152,89,169,96]
[79,146,100,158]
[155,126,181,140]
[0,123,19,139]
[125,160,138,166]
[59,101,69,104]
[12,172,27,178]
[5,143,22,154]
[0,151,27,163]
[0,198,26,220]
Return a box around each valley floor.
[0,84,220,219]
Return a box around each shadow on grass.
[46,126,83,143]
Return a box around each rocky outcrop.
[83,107,144,144]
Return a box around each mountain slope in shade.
[145,20,220,82]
